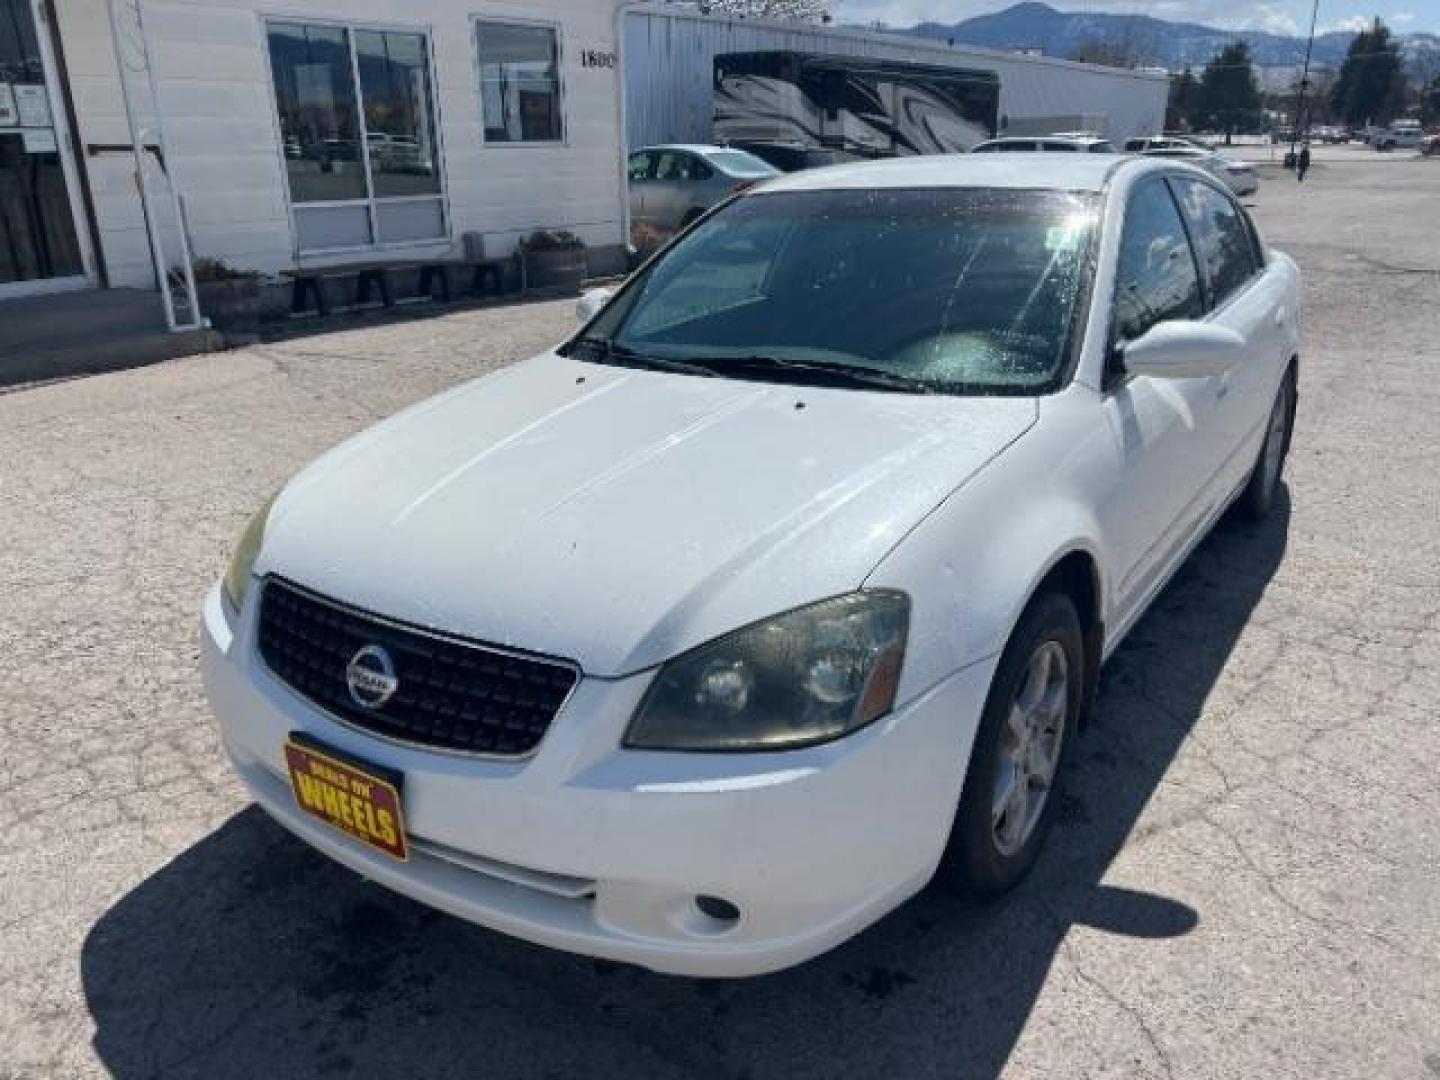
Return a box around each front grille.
[257,578,578,757]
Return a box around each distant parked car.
[971,135,1116,153]
[729,142,861,173]
[1371,120,1423,151]
[628,145,779,244]
[1141,147,1259,197]
[1127,135,1212,153]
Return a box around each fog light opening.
[695,895,741,925]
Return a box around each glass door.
[0,0,88,297]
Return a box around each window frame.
[260,15,451,257]
[472,15,568,148]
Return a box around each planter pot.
[522,248,587,292]
[196,276,263,331]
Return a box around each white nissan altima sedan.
[201,154,1300,977]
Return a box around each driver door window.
[628,152,655,182]
[1113,180,1204,344]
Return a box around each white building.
[0,0,1168,314]
[2,0,630,306]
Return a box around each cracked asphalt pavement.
[2,153,1438,1079]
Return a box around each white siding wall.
[623,7,1169,153]
[52,0,627,287]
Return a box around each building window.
[266,21,445,252]
[475,21,563,144]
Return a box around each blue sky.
[830,0,1440,35]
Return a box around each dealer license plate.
[284,736,408,862]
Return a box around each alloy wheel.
[992,640,1069,857]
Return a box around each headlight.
[625,591,909,752]
[222,493,278,612]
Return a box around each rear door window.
[1171,178,1259,309]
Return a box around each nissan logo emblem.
[346,645,399,710]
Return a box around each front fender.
[866,390,1112,704]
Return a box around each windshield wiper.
[569,336,718,378]
[684,354,936,395]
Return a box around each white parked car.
[1371,120,1423,151]
[971,135,1116,153]
[203,155,1300,977]
[1141,146,1260,197]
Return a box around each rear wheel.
[1236,369,1295,521]
[938,592,1084,896]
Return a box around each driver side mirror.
[576,287,615,326]
[1121,321,1246,380]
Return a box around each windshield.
[575,187,1098,396]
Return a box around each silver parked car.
[627,144,779,245]
[1140,146,1259,198]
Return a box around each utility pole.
[1290,0,1321,163]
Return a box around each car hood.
[259,352,1037,677]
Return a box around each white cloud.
[1324,14,1372,32]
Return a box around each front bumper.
[200,582,995,977]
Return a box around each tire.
[1236,368,1296,522]
[937,592,1084,896]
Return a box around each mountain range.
[905,2,1440,74]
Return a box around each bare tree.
[1070,24,1160,69]
[700,0,831,21]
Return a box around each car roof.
[976,136,1107,146]
[634,144,750,157]
[759,153,1129,194]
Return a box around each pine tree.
[1196,42,1263,144]
[1168,68,1201,130]
[1330,20,1408,127]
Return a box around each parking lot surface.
[3,155,1438,1079]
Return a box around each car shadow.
[82,492,1290,1080]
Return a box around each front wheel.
[937,592,1084,896]
[1236,369,1296,521]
